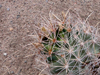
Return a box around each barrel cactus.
[33,10,100,75]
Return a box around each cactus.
[34,10,100,75]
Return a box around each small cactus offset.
[34,10,100,75]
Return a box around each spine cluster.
[34,10,100,75]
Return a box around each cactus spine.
[34,10,100,75]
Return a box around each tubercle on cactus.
[33,11,100,75]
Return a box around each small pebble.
[60,0,64,2]
[24,2,26,5]
[11,71,14,74]
[17,15,20,19]
[9,27,13,31]
[24,60,27,63]
[10,21,13,23]
[3,53,7,56]
[0,4,2,8]
[7,8,10,11]
[32,73,35,74]
[46,0,48,2]
[18,69,22,74]
[13,1,15,3]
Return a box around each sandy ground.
[0,0,100,75]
